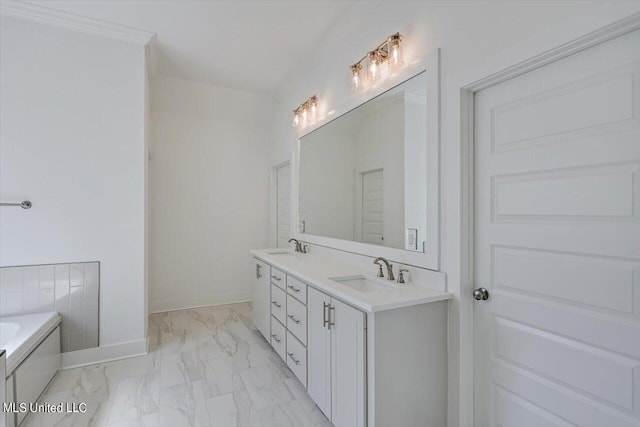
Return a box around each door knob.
[473,287,489,301]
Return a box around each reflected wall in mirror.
[299,71,427,252]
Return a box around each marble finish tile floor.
[23,302,333,427]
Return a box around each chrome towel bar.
[0,200,32,209]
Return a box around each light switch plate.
[406,228,418,251]
[299,220,305,233]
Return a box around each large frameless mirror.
[298,71,429,253]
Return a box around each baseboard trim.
[61,339,147,369]
[150,292,251,314]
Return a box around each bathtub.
[1,312,61,427]
[0,312,61,374]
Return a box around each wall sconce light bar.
[292,95,318,128]
[350,32,404,91]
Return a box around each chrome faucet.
[288,238,308,253]
[373,257,395,281]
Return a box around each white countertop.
[250,249,452,313]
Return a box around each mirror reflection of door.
[276,163,291,248]
[361,169,384,245]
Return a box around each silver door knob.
[473,287,489,301]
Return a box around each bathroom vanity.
[251,249,451,427]
[259,50,447,426]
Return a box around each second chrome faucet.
[288,238,308,253]
[373,257,395,281]
[373,257,409,283]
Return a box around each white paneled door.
[473,29,640,426]
[252,259,270,340]
[331,298,366,427]
[307,287,332,418]
[276,164,291,248]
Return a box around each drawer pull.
[287,352,301,365]
[328,305,335,330]
[287,314,301,324]
[271,275,282,281]
[287,285,300,292]
[271,334,281,343]
[271,300,282,308]
[323,302,329,328]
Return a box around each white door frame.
[270,160,291,248]
[444,11,640,427]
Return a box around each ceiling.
[25,0,355,93]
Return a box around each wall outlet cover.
[406,228,418,251]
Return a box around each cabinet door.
[307,287,332,418]
[251,259,270,339]
[331,299,366,427]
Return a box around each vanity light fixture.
[350,32,404,91]
[292,95,318,128]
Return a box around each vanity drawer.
[270,316,287,361]
[286,294,307,344]
[270,284,286,324]
[286,275,307,303]
[286,331,307,387]
[270,267,286,290]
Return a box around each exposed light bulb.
[292,111,300,127]
[350,64,362,91]
[309,96,318,122]
[387,34,404,69]
[367,51,382,81]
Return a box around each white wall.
[269,1,640,426]
[0,16,147,350]
[149,77,272,312]
[404,95,427,251]
[299,123,356,240]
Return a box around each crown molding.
[0,0,156,45]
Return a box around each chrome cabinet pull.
[287,314,301,324]
[271,275,281,281]
[328,305,335,330]
[322,302,329,328]
[271,300,282,308]
[256,264,262,279]
[271,334,281,343]
[287,285,300,292]
[287,352,301,365]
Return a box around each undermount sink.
[329,275,399,293]
[265,250,298,257]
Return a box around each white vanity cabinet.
[250,250,450,427]
[251,259,270,339]
[254,259,311,388]
[308,287,366,427]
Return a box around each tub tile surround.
[0,262,99,352]
[23,303,331,427]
